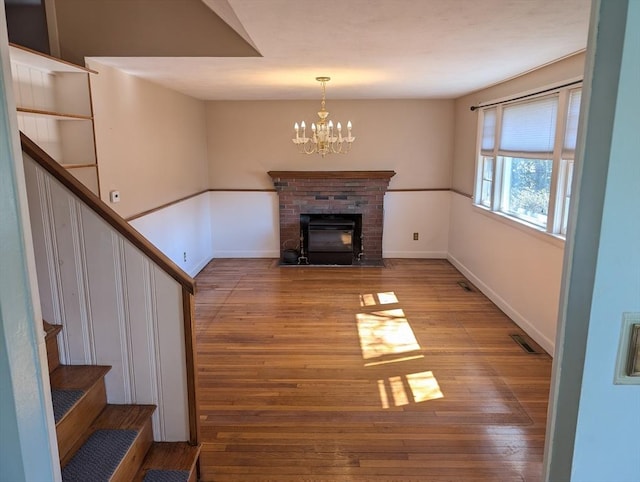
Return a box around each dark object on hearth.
[282,249,299,264]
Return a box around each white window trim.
[473,84,582,242]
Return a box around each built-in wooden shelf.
[9,43,97,74]
[11,42,100,196]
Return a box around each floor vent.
[457,281,473,292]
[510,334,542,354]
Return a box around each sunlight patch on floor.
[377,371,444,408]
[406,371,444,403]
[356,309,420,359]
[360,291,399,307]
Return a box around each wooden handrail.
[20,132,196,294]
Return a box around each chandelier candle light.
[292,77,355,157]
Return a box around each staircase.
[44,321,201,482]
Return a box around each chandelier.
[292,77,355,157]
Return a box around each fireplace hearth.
[268,171,395,265]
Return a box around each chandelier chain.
[320,80,326,112]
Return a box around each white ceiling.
[91,0,591,100]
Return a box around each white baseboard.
[187,255,214,278]
[383,251,448,258]
[447,253,555,355]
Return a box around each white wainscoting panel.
[23,154,190,441]
[207,190,450,259]
[383,191,450,258]
[209,191,280,258]
[130,192,213,277]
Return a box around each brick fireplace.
[268,171,395,264]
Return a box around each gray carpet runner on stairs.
[61,429,137,481]
[143,469,190,482]
[51,389,84,423]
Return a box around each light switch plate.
[614,312,640,385]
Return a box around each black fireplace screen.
[302,215,361,265]
[308,220,354,253]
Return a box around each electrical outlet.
[413,232,419,241]
[183,252,187,263]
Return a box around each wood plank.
[194,259,552,481]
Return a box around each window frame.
[473,84,581,240]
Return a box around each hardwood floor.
[195,259,552,481]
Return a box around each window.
[559,89,581,235]
[559,160,574,236]
[479,157,494,208]
[501,157,552,228]
[474,85,582,238]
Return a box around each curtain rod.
[469,79,583,111]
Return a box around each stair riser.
[112,417,154,482]
[58,381,107,464]
[46,331,60,373]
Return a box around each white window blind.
[481,108,497,153]
[563,89,582,156]
[499,96,558,154]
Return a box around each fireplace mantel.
[268,170,396,263]
[268,170,396,180]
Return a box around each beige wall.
[88,60,209,218]
[447,52,587,353]
[205,99,455,190]
[452,52,586,195]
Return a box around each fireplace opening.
[301,214,362,265]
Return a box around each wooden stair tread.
[50,364,111,391]
[134,442,201,482]
[62,404,157,481]
[90,404,157,431]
